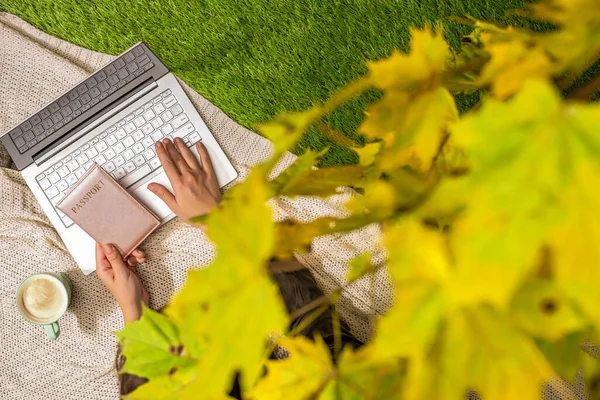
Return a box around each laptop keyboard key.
[106,134,117,146]
[114,155,126,167]
[123,149,135,160]
[113,168,127,180]
[114,142,126,153]
[124,162,136,173]
[133,46,144,56]
[66,174,78,185]
[14,136,26,148]
[120,164,151,188]
[45,186,60,199]
[75,168,86,179]
[48,172,60,184]
[57,180,69,192]
[39,178,51,190]
[103,162,116,173]
[123,136,136,147]
[170,105,183,116]
[149,157,161,170]
[172,115,188,129]
[133,155,145,167]
[95,155,107,165]
[115,129,127,140]
[163,96,176,108]
[57,166,70,178]
[143,148,155,160]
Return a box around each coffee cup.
[16,273,72,340]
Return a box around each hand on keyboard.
[147,138,222,223]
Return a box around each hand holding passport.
[56,163,160,257]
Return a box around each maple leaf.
[353,142,382,167]
[163,171,288,396]
[403,307,554,400]
[248,336,405,400]
[549,162,600,330]
[367,26,450,91]
[478,35,553,99]
[359,87,457,174]
[529,0,600,74]
[442,80,600,309]
[116,307,202,380]
[274,164,367,197]
[271,148,327,194]
[369,220,448,363]
[510,278,585,342]
[258,107,324,163]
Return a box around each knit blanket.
[0,13,390,400]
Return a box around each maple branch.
[568,72,600,100]
[288,292,335,322]
[314,121,362,148]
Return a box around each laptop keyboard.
[35,89,202,228]
[10,45,154,154]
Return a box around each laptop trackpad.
[130,172,174,220]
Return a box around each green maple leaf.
[116,307,201,380]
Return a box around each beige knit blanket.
[0,13,390,400]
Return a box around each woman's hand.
[95,243,149,322]
[147,138,222,222]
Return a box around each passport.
[56,163,161,257]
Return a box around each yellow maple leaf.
[550,162,600,330]
[248,336,405,400]
[246,336,334,400]
[359,87,457,173]
[510,278,585,342]
[529,0,600,73]
[445,80,594,309]
[404,307,554,400]
[353,142,383,167]
[478,36,553,99]
[258,107,324,161]
[165,171,288,396]
[367,26,450,91]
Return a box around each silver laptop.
[1,42,238,275]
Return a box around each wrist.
[120,302,143,322]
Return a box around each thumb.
[102,244,128,277]
[148,183,178,211]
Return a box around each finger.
[196,142,218,182]
[132,249,146,263]
[126,255,145,266]
[102,244,129,278]
[95,243,114,282]
[164,138,189,174]
[156,141,181,183]
[147,182,179,212]
[196,142,221,195]
[126,262,137,274]
[174,137,201,171]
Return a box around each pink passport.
[56,163,160,257]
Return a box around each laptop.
[0,42,238,275]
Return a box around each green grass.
[1,0,535,166]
